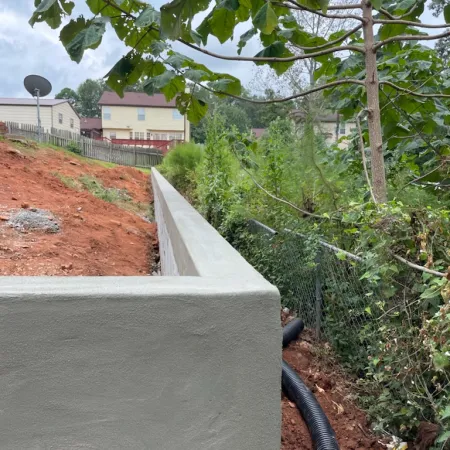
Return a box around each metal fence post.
[314,249,323,338]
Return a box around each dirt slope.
[0,140,157,276]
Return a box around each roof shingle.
[98,92,176,108]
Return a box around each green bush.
[158,142,203,198]
[66,141,82,155]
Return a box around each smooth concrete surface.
[152,168,273,282]
[0,278,281,450]
[0,171,281,450]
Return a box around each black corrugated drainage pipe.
[282,320,340,450]
[282,318,304,348]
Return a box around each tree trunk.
[362,0,387,203]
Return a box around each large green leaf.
[445,5,450,24]
[105,52,144,97]
[184,69,210,82]
[60,17,87,47]
[210,6,236,43]
[165,51,193,69]
[253,3,278,35]
[144,70,186,101]
[34,0,57,13]
[208,75,242,96]
[237,27,257,54]
[160,0,210,40]
[254,41,294,75]
[135,6,160,27]
[29,0,63,28]
[176,93,208,124]
[66,17,107,63]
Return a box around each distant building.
[0,98,80,133]
[290,111,356,148]
[98,92,190,144]
[80,117,102,139]
[252,128,266,139]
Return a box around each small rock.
[0,216,8,221]
[290,419,295,425]
[110,220,121,226]
[77,207,82,212]
[11,196,18,201]
[283,307,290,314]
[69,161,80,166]
[73,214,83,220]
[61,263,73,270]
[21,203,30,209]
[21,245,30,249]
[288,401,296,408]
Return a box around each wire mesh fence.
[244,219,384,366]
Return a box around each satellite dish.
[24,75,52,97]
[24,75,52,142]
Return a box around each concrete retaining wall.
[0,170,281,450]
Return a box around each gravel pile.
[8,208,60,233]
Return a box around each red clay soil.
[0,140,157,276]
[281,313,384,450]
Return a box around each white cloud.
[0,3,125,98]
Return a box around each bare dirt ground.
[281,311,385,450]
[0,140,157,276]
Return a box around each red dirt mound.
[0,141,156,276]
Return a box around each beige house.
[0,98,80,133]
[98,92,190,142]
[291,111,356,148]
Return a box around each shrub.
[158,142,203,198]
[66,141,82,155]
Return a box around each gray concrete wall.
[0,171,281,450]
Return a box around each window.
[58,113,63,124]
[137,108,145,121]
[103,106,111,120]
[172,109,183,120]
[339,122,346,135]
[129,131,133,139]
[70,118,74,129]
[110,132,116,139]
[146,131,151,140]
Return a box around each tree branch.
[356,110,377,204]
[379,3,420,20]
[396,162,447,194]
[374,19,450,29]
[203,79,365,104]
[282,0,363,21]
[179,38,364,62]
[380,81,450,99]
[327,3,362,10]
[392,253,447,278]
[290,24,363,51]
[374,29,450,50]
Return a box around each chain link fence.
[244,219,382,368]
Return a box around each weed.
[66,141,82,155]
[52,172,81,190]
[78,174,132,203]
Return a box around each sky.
[0,1,443,99]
